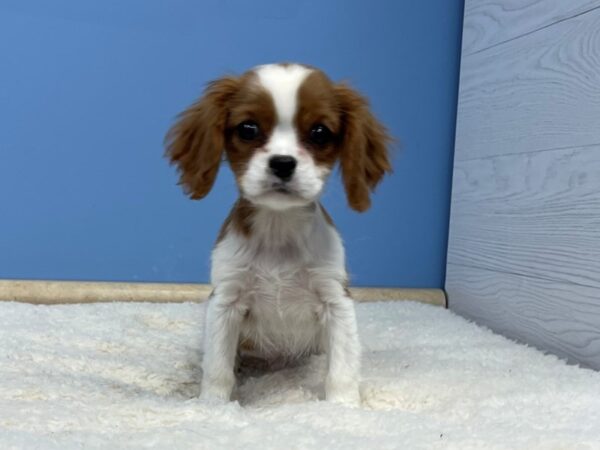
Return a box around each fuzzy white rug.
[1,300,599,449]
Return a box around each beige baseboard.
[0,279,446,307]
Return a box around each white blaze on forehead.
[254,64,313,125]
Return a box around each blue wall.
[0,0,463,287]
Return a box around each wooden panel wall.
[462,0,599,54]
[447,0,600,369]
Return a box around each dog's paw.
[199,380,233,404]
[325,379,361,407]
[198,393,229,406]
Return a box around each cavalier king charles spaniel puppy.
[166,63,391,405]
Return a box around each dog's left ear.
[334,83,392,212]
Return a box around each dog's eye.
[236,121,260,141]
[309,124,332,146]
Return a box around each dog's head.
[166,63,392,212]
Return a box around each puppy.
[166,63,391,404]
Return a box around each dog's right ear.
[165,76,240,199]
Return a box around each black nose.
[269,155,297,181]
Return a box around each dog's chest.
[236,251,326,356]
[241,259,323,315]
[211,207,346,357]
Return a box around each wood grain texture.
[462,0,600,55]
[448,2,600,369]
[446,264,600,369]
[456,6,600,161]
[448,146,600,288]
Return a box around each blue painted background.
[0,0,463,287]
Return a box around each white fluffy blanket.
[1,300,599,449]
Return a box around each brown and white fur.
[166,63,391,405]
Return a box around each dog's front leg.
[200,287,244,403]
[321,284,362,405]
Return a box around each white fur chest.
[210,205,346,359]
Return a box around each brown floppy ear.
[334,83,392,212]
[165,76,239,199]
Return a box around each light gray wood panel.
[447,145,600,288]
[449,0,600,370]
[446,263,600,369]
[456,6,600,161]
[462,0,600,55]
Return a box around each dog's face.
[166,63,391,212]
